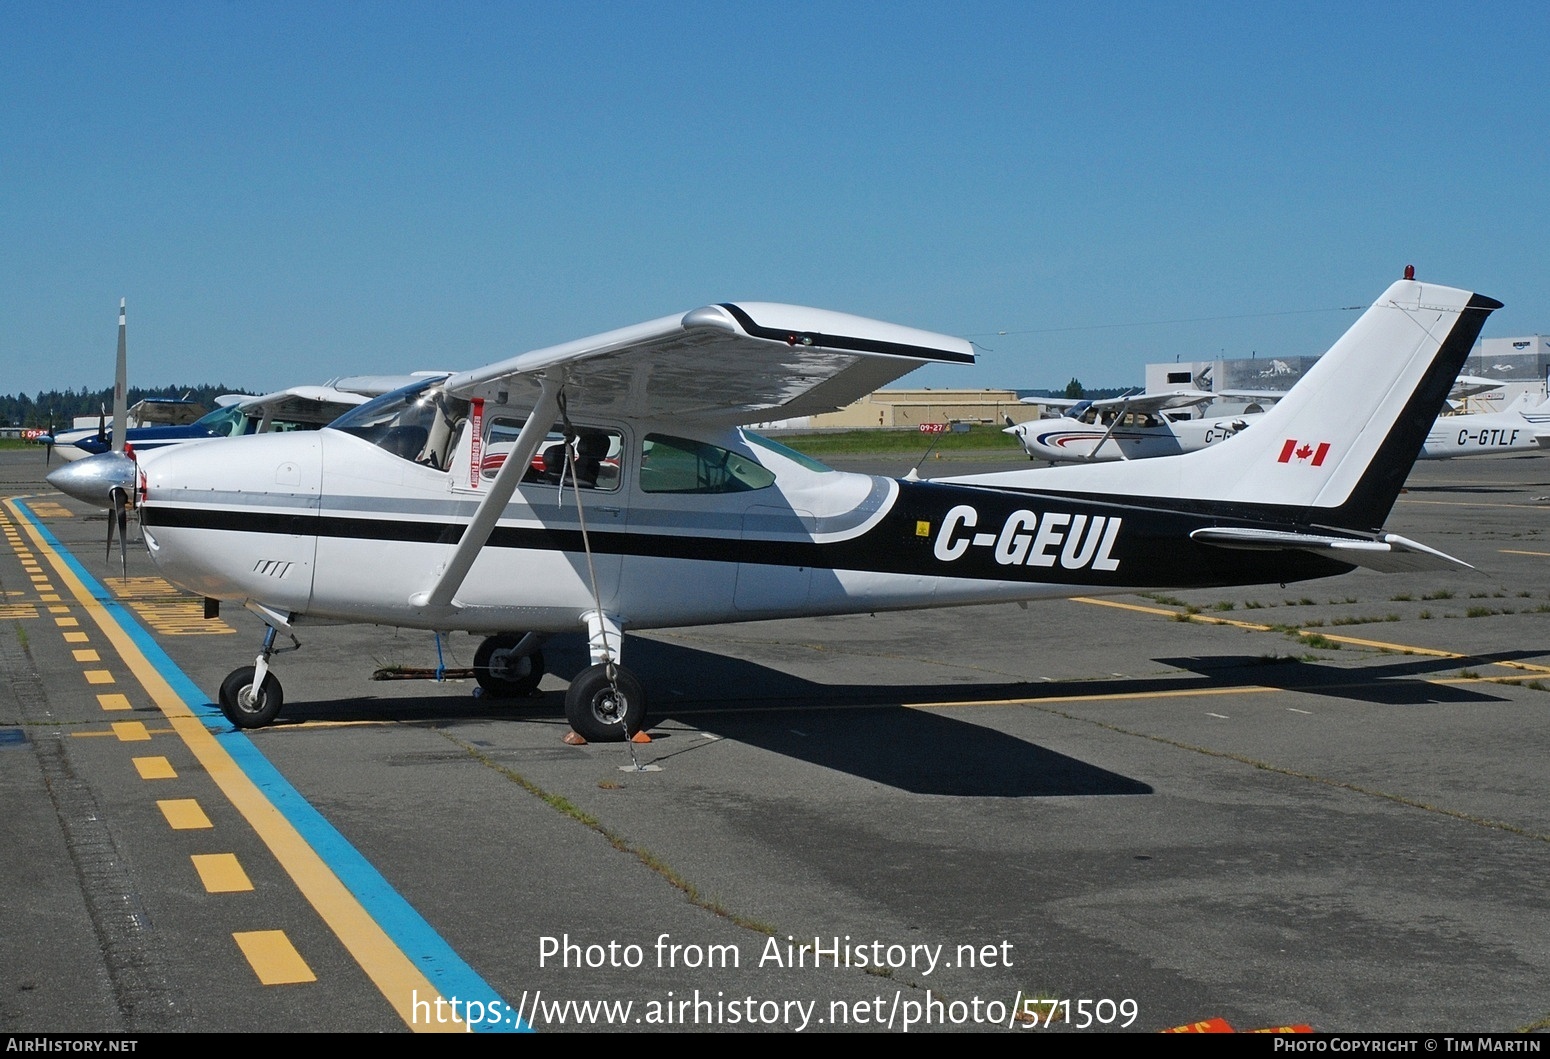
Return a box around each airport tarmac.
[2,446,1548,1033]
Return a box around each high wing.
[223,377,446,431]
[1452,374,1503,400]
[236,386,369,419]
[405,303,970,611]
[440,303,973,425]
[1021,389,1215,415]
[232,384,391,426]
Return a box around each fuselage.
[138,386,1345,636]
[1013,407,1550,463]
[1005,413,1255,463]
[1420,411,1549,459]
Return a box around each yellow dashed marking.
[129,599,236,636]
[192,853,254,893]
[133,756,177,780]
[98,693,132,712]
[1070,596,1550,676]
[63,631,89,643]
[1501,549,1550,558]
[104,576,236,635]
[39,594,61,602]
[3,496,594,1030]
[157,798,212,830]
[906,684,1277,710]
[27,503,74,518]
[112,721,151,742]
[83,669,115,685]
[72,649,101,662]
[105,576,183,599]
[233,931,317,985]
[0,604,38,619]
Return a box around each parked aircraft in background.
[1003,389,1255,462]
[49,383,409,463]
[1420,392,1550,458]
[1009,378,1548,463]
[44,303,435,583]
[108,278,1496,745]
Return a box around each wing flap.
[1190,526,1472,573]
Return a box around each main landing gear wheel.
[219,666,284,728]
[564,663,646,743]
[473,633,546,698]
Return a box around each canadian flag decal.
[1277,439,1330,466]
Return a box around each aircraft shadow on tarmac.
[1154,651,1534,705]
[213,642,1539,797]
[251,637,1154,798]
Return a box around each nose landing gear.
[219,665,283,727]
[217,613,300,729]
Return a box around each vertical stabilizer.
[951,278,1501,532]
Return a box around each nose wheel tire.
[219,666,284,728]
[564,664,646,742]
[473,633,546,698]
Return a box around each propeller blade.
[105,489,117,562]
[112,300,128,455]
[109,486,129,580]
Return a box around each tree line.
[0,385,254,428]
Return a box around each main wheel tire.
[219,666,283,728]
[473,633,546,698]
[564,663,647,742]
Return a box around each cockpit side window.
[639,434,775,494]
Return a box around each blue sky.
[4,2,1547,398]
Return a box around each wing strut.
[409,379,563,610]
[1085,393,1133,461]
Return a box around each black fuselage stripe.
[143,479,1352,590]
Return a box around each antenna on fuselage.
[904,421,950,481]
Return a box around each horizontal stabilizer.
[1190,527,1472,573]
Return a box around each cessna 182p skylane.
[131,278,1497,741]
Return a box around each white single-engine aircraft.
[1418,392,1550,458]
[1008,388,1550,463]
[1003,389,1256,462]
[129,279,1497,741]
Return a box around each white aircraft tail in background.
[957,278,1500,532]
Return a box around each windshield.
[193,404,252,438]
[331,379,469,469]
[742,431,834,473]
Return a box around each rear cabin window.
[639,434,775,494]
[482,418,623,491]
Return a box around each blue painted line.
[13,499,528,1032]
